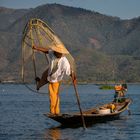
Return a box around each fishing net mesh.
[22,18,76,90]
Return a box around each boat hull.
[44,98,132,127]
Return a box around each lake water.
[0,84,140,140]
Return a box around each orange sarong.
[48,82,60,114]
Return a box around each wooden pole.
[71,74,86,129]
[21,40,25,82]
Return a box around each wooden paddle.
[71,72,86,129]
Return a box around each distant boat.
[44,98,132,127]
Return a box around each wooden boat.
[44,98,132,127]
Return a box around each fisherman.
[33,45,76,115]
[121,80,128,97]
[114,83,123,102]
[114,80,127,102]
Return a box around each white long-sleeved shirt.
[47,51,71,83]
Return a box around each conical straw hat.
[51,44,69,54]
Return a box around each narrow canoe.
[44,98,132,127]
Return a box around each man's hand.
[32,45,36,49]
[35,77,40,82]
[71,72,77,85]
[32,45,39,52]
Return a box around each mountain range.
[0,4,140,83]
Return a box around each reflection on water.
[45,128,61,140]
[0,84,140,140]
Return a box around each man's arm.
[32,45,49,53]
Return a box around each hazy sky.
[0,0,140,19]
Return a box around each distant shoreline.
[1,80,140,85]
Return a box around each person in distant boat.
[121,80,128,97]
[114,80,127,102]
[114,83,123,99]
[33,45,76,115]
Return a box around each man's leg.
[49,82,60,114]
